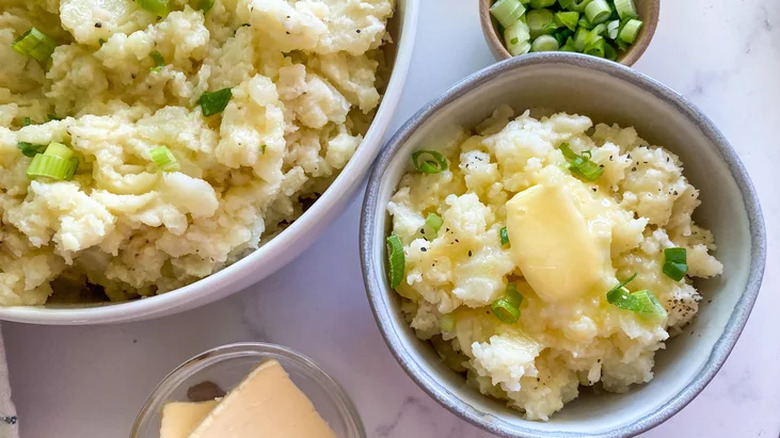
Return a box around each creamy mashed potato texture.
[387,107,723,420]
[0,0,393,304]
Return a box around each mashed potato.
[0,0,393,304]
[387,107,723,420]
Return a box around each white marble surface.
[4,0,780,437]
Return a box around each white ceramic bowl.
[0,0,419,325]
[360,53,766,437]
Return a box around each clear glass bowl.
[131,342,365,438]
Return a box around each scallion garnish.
[554,11,580,31]
[198,88,232,117]
[424,213,444,240]
[526,8,556,39]
[559,143,604,181]
[619,18,643,44]
[149,146,180,172]
[491,298,521,324]
[489,0,526,29]
[584,0,612,24]
[17,142,45,157]
[150,50,165,72]
[662,247,688,281]
[504,21,532,56]
[196,0,214,12]
[531,34,559,52]
[136,0,170,17]
[411,150,448,174]
[491,284,523,324]
[606,273,667,320]
[386,234,405,289]
[12,28,57,63]
[499,226,509,246]
[440,314,456,332]
[23,117,31,127]
[25,142,78,181]
[614,0,638,19]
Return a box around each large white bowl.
[0,0,419,325]
[360,53,766,437]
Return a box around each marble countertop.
[5,0,779,437]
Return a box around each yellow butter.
[160,400,219,438]
[505,184,604,302]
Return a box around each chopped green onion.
[490,0,526,28]
[150,50,165,72]
[619,19,643,44]
[530,0,556,8]
[606,273,669,320]
[505,284,523,308]
[566,0,593,13]
[526,8,556,39]
[604,40,618,60]
[198,88,232,117]
[98,38,107,47]
[491,298,520,324]
[560,36,578,51]
[577,16,594,29]
[531,34,559,51]
[606,273,639,309]
[499,227,509,246]
[440,314,456,332]
[424,213,444,240]
[559,143,604,181]
[196,0,215,12]
[632,290,667,320]
[606,19,621,39]
[47,114,61,121]
[12,28,57,63]
[25,142,78,181]
[573,27,588,51]
[136,0,170,17]
[662,247,688,281]
[17,142,45,157]
[44,142,74,160]
[614,0,638,19]
[552,28,573,46]
[554,11,579,31]
[584,0,612,24]
[411,150,448,174]
[584,37,606,57]
[504,21,532,56]
[386,234,405,289]
[23,117,31,126]
[149,145,180,172]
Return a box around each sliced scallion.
[424,213,444,240]
[566,0,594,13]
[196,0,215,12]
[559,143,604,181]
[411,150,448,174]
[614,0,638,19]
[149,146,180,172]
[440,314,456,332]
[17,142,45,158]
[198,88,232,117]
[491,298,520,324]
[150,50,165,72]
[530,0,556,7]
[607,19,621,39]
[23,117,31,126]
[490,0,526,28]
[554,11,579,31]
[531,34,559,51]
[526,8,556,39]
[584,0,612,24]
[504,21,532,56]
[12,28,57,63]
[619,19,643,44]
[499,226,509,246]
[662,247,688,281]
[25,142,78,181]
[136,0,170,17]
[386,234,405,289]
[505,284,523,308]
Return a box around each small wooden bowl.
[479,0,660,66]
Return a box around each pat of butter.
[160,400,219,438]
[505,185,604,302]
[188,359,338,438]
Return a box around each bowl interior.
[131,343,365,438]
[363,54,762,437]
[479,0,659,66]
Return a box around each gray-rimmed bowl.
[359,52,766,438]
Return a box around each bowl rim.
[477,0,660,66]
[130,342,366,438]
[0,0,420,325]
[359,52,766,438]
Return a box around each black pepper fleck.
[95,22,102,28]
[468,250,472,257]
[421,247,427,252]
[356,29,361,33]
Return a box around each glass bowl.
[131,342,366,438]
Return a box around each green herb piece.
[25,142,78,181]
[386,234,406,289]
[491,298,521,324]
[12,28,57,63]
[136,0,170,17]
[198,88,232,117]
[17,142,45,157]
[500,227,509,246]
[559,143,604,181]
[150,50,165,72]
[662,247,688,281]
[149,146,180,172]
[424,213,444,240]
[411,150,448,174]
